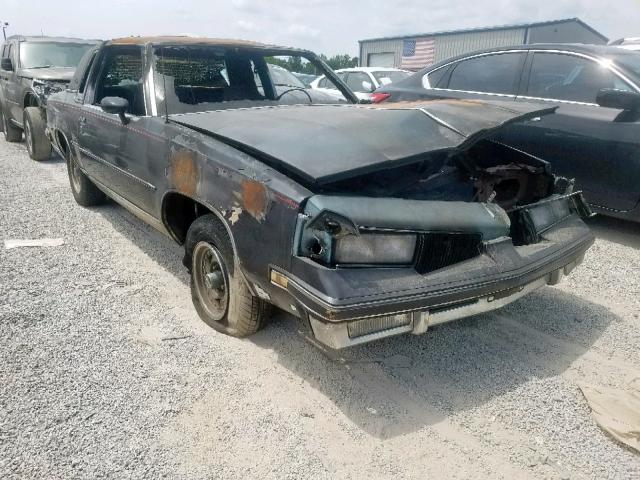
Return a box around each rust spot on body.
[170,150,199,196]
[240,180,270,222]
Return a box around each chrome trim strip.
[72,141,156,191]
[418,108,465,136]
[89,175,169,236]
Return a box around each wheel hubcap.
[193,242,229,321]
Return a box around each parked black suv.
[0,36,96,160]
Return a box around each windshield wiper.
[27,65,55,69]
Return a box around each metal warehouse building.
[359,18,608,70]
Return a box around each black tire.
[23,106,52,161]
[66,147,106,206]
[2,105,22,142]
[186,214,270,337]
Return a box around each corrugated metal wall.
[360,28,525,68]
[359,39,403,67]
[433,28,526,63]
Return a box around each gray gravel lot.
[1,137,639,479]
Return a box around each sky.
[2,0,640,56]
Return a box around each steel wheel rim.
[192,241,229,322]
[69,154,82,192]
[25,119,33,154]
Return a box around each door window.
[94,46,145,115]
[424,66,448,88]
[526,53,632,103]
[346,72,372,93]
[446,53,525,95]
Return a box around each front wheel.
[66,148,106,206]
[24,107,52,161]
[186,215,270,337]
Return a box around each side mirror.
[361,80,374,93]
[1,58,13,71]
[596,88,640,111]
[100,96,129,124]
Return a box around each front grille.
[347,313,413,339]
[415,233,483,274]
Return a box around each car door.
[496,51,640,212]
[78,44,156,214]
[418,51,527,102]
[0,42,21,123]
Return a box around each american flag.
[401,37,436,70]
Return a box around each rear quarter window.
[445,53,525,95]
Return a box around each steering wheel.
[276,87,313,103]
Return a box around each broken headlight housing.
[32,79,66,100]
[510,192,593,244]
[297,210,418,267]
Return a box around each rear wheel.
[186,215,270,337]
[2,106,22,142]
[66,148,106,206]
[23,107,52,161]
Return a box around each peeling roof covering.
[169,99,556,185]
[108,36,301,51]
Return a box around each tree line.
[268,53,358,74]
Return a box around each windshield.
[371,70,410,86]
[612,52,640,77]
[153,46,351,114]
[19,42,94,69]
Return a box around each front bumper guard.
[307,252,584,349]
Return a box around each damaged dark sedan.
[46,37,595,349]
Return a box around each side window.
[318,74,344,90]
[424,67,448,88]
[318,76,331,88]
[78,52,97,94]
[526,53,632,104]
[94,46,145,115]
[446,53,525,95]
[69,47,98,93]
[346,72,372,93]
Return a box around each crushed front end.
[274,140,595,349]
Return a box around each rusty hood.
[169,99,555,185]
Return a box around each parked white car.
[310,67,411,101]
[609,38,640,51]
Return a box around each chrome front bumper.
[308,255,583,349]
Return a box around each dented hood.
[169,99,555,185]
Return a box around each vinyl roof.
[359,18,607,43]
[108,36,302,51]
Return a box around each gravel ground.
[1,137,639,479]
